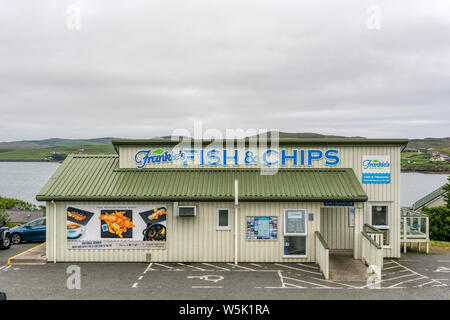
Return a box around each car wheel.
[1,236,11,249]
[11,233,21,245]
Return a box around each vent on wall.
[178,206,196,217]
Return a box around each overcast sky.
[0,0,449,141]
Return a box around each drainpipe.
[51,200,56,263]
[234,179,238,265]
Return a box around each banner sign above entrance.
[134,148,340,168]
[362,155,391,184]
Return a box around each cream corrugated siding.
[47,200,321,263]
[320,207,354,250]
[238,202,321,262]
[118,144,403,258]
[47,201,234,262]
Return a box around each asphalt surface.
[0,252,448,300]
[0,242,38,265]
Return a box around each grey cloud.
[0,0,449,140]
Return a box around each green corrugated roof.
[412,185,447,210]
[112,138,409,153]
[36,155,368,202]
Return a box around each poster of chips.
[246,216,278,240]
[66,204,167,249]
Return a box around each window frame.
[369,203,391,248]
[283,209,307,236]
[283,208,308,258]
[216,208,231,230]
[177,205,197,217]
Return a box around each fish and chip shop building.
[37,138,408,278]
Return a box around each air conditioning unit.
[178,206,196,217]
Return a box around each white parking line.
[1,265,11,272]
[274,263,323,275]
[309,277,361,289]
[283,276,332,288]
[383,269,409,276]
[154,263,173,269]
[226,263,256,271]
[383,265,403,270]
[178,263,209,271]
[390,276,427,288]
[250,263,263,268]
[297,263,320,270]
[202,263,230,271]
[143,262,153,274]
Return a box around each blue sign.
[323,201,354,206]
[362,156,391,184]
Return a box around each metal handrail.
[315,231,329,250]
[361,231,382,249]
[364,224,383,234]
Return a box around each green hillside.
[0,134,449,173]
[0,137,117,152]
[0,144,115,161]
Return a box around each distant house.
[6,210,44,223]
[412,185,448,211]
[430,155,445,162]
[403,148,419,153]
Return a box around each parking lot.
[0,245,449,300]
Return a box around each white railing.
[361,231,383,274]
[315,231,329,280]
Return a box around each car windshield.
[28,219,45,227]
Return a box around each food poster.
[66,205,167,249]
[246,216,278,240]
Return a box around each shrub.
[421,206,450,241]
[0,196,39,211]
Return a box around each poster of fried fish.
[66,205,167,249]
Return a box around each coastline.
[0,159,448,174]
[0,160,62,163]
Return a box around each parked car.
[0,225,12,250]
[9,217,46,244]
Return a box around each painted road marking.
[226,263,256,271]
[202,263,230,271]
[192,286,223,288]
[178,263,210,271]
[309,277,361,289]
[435,267,450,272]
[283,276,331,288]
[274,263,323,275]
[143,262,153,274]
[7,242,46,264]
[250,263,263,268]
[187,275,224,283]
[154,263,173,269]
[297,263,320,270]
[132,282,138,288]
[391,276,428,288]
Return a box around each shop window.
[284,236,306,256]
[217,209,231,230]
[283,209,307,257]
[370,204,390,247]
